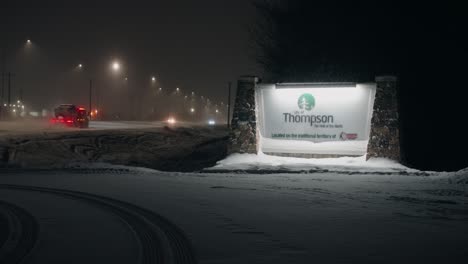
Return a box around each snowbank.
[442,168,468,184]
[0,126,229,171]
[209,152,424,174]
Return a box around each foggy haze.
[1,1,259,119]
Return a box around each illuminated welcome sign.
[255,83,376,156]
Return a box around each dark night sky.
[2,1,259,112]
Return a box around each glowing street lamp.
[190,108,195,113]
[151,76,156,82]
[78,64,83,68]
[26,39,31,44]
[112,61,120,71]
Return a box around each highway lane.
[0,120,202,136]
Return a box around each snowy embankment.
[207,152,468,183]
[208,152,423,174]
[0,126,229,171]
[438,168,468,184]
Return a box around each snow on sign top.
[255,83,376,156]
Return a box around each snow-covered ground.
[0,120,196,136]
[209,152,421,174]
[0,125,228,171]
[1,125,467,263]
[1,162,467,263]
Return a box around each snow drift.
[0,126,229,171]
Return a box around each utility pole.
[0,47,6,120]
[1,71,3,101]
[7,72,12,108]
[227,82,231,128]
[96,84,99,120]
[1,46,6,103]
[89,79,92,117]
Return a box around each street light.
[112,61,120,71]
[1,39,34,119]
[76,60,123,120]
[152,76,156,82]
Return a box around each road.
[0,120,202,136]
[0,184,196,264]
[0,167,467,264]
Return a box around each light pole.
[1,39,30,119]
[76,60,121,120]
[227,82,231,128]
[77,64,94,119]
[89,79,92,116]
[110,60,122,119]
[1,46,5,105]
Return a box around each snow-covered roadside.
[208,152,431,175]
[435,168,468,184]
[0,126,228,171]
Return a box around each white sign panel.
[256,83,376,155]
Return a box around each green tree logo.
[297,93,315,111]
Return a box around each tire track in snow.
[0,184,197,264]
[0,200,39,264]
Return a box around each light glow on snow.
[260,135,368,156]
[211,152,416,173]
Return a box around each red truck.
[50,104,89,128]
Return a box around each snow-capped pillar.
[228,76,259,154]
[367,76,401,161]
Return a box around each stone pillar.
[227,76,259,154]
[367,76,401,161]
